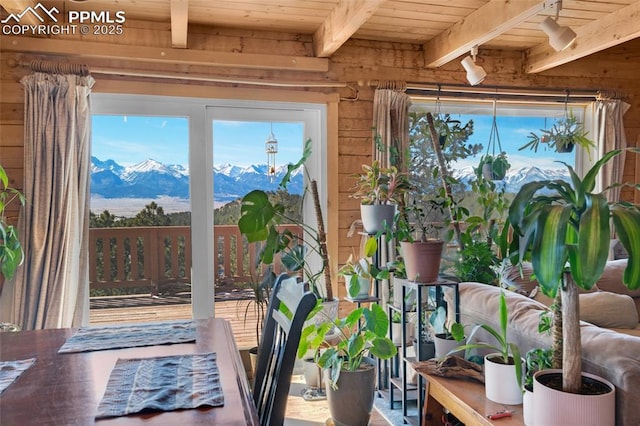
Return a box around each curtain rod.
[7,59,349,89]
[365,80,624,103]
[7,59,90,76]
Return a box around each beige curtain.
[372,81,411,308]
[372,81,412,170]
[593,98,630,201]
[2,70,94,330]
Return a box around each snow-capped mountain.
[452,165,570,193]
[90,156,303,204]
[91,156,569,206]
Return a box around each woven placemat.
[96,352,223,419]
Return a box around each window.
[91,94,326,320]
[410,99,590,194]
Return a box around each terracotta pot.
[360,204,395,234]
[484,353,523,405]
[533,369,615,426]
[325,357,376,426]
[400,240,444,283]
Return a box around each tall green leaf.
[612,206,640,289]
[532,205,572,297]
[571,194,610,289]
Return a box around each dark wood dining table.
[0,318,259,425]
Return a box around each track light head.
[461,55,487,86]
[540,16,576,51]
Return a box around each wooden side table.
[417,371,524,426]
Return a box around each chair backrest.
[252,273,317,426]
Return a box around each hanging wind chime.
[265,123,278,181]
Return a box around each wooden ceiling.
[2,0,640,73]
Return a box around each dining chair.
[252,273,318,426]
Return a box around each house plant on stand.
[337,236,380,300]
[509,149,640,425]
[428,305,465,359]
[350,159,411,234]
[298,303,397,426]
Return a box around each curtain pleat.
[4,72,94,330]
[371,82,411,309]
[594,99,630,201]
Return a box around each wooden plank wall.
[1,23,639,308]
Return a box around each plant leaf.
[612,206,640,289]
[570,194,610,290]
[532,204,572,298]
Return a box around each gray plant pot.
[325,357,376,426]
[360,204,395,234]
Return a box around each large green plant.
[297,303,397,389]
[238,139,333,301]
[0,165,25,283]
[509,148,640,393]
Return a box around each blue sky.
[91,115,303,167]
[91,114,574,170]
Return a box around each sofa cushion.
[579,291,639,329]
[595,259,640,298]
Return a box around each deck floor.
[89,299,390,425]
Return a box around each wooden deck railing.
[89,224,302,295]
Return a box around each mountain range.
[91,157,569,205]
[91,156,303,204]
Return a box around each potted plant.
[428,305,465,358]
[395,202,445,283]
[479,152,510,181]
[0,165,25,295]
[238,268,274,379]
[238,139,334,307]
[519,111,593,153]
[453,290,523,405]
[509,148,640,425]
[337,236,381,300]
[297,303,397,426]
[523,347,553,426]
[350,158,411,234]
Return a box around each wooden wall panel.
[1,26,639,293]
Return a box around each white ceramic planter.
[343,275,371,300]
[523,386,534,426]
[484,353,523,405]
[390,321,413,346]
[360,204,395,234]
[434,334,466,359]
[533,369,615,426]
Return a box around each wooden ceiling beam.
[525,0,640,73]
[170,0,189,49]
[423,0,549,68]
[313,0,384,57]
[1,36,329,72]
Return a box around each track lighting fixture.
[460,46,486,86]
[540,0,576,51]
